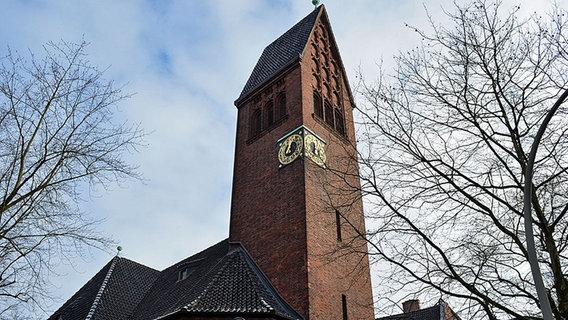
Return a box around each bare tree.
[0,40,143,315]
[352,1,568,318]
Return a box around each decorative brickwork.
[308,20,346,137]
[247,79,288,141]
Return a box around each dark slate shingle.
[48,260,113,320]
[238,6,322,99]
[130,239,303,320]
[376,304,442,320]
[128,239,230,320]
[94,258,161,319]
[183,247,302,319]
[376,302,461,320]
[48,257,159,320]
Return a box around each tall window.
[314,92,323,118]
[335,210,342,241]
[324,101,334,127]
[251,108,262,137]
[342,294,348,320]
[278,93,287,119]
[335,109,345,136]
[266,101,275,126]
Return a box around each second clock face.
[304,134,326,166]
[278,133,304,165]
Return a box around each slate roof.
[48,256,160,320]
[376,302,461,320]
[160,243,303,320]
[238,5,322,100]
[376,304,441,320]
[51,240,303,320]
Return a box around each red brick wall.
[230,65,310,316]
[230,10,374,320]
[300,16,374,320]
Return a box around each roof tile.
[184,247,301,319]
[238,6,322,99]
[48,257,159,320]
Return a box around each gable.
[304,7,355,110]
[129,240,303,320]
[237,5,355,108]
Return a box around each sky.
[0,0,564,317]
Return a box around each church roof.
[50,240,303,320]
[48,256,160,320]
[160,243,303,320]
[238,6,322,100]
[376,302,461,320]
[376,304,442,320]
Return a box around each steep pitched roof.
[131,240,302,320]
[376,302,461,320]
[128,239,231,320]
[236,5,355,108]
[376,304,442,320]
[238,6,322,100]
[50,239,302,320]
[181,246,302,319]
[48,257,160,320]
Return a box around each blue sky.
[0,0,562,317]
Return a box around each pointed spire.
[237,6,323,101]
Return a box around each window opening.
[324,101,334,127]
[314,92,323,118]
[266,101,275,126]
[178,259,203,281]
[251,108,262,137]
[278,94,287,119]
[335,109,345,136]
[335,210,342,241]
[342,294,348,320]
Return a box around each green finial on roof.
[312,0,320,8]
[116,245,123,257]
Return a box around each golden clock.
[278,133,304,166]
[304,133,326,166]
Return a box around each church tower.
[230,5,374,320]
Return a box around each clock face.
[304,133,326,166]
[278,133,304,165]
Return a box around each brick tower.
[229,5,374,320]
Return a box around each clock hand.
[286,141,293,155]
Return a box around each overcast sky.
[0,0,563,317]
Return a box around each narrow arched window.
[278,94,287,119]
[266,101,275,126]
[251,108,262,137]
[324,101,334,127]
[314,92,323,118]
[342,294,348,320]
[335,210,342,242]
[335,108,345,136]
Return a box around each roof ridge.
[85,256,119,320]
